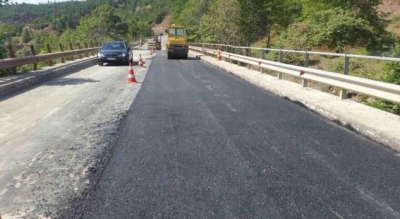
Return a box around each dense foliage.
[172,0,394,51]
[1,0,394,52]
[0,0,109,31]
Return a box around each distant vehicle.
[165,24,188,59]
[97,41,131,66]
[147,35,162,50]
[147,39,156,50]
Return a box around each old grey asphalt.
[80,52,400,218]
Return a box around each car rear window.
[102,43,126,50]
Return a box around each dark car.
[97,41,131,66]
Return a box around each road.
[80,52,400,218]
[0,49,151,218]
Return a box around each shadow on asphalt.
[100,62,130,67]
[45,78,100,86]
[168,57,201,61]
[100,61,150,67]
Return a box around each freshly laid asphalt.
[81,52,400,218]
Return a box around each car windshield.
[102,43,126,50]
[168,28,186,37]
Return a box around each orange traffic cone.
[217,47,222,61]
[138,54,143,67]
[127,61,136,83]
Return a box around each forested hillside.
[1,0,398,53]
[172,0,396,53]
[0,0,108,30]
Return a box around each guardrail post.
[46,44,53,66]
[77,42,82,59]
[90,41,94,55]
[30,44,38,70]
[69,42,75,61]
[304,50,309,67]
[278,49,283,79]
[302,50,309,87]
[227,46,231,63]
[260,49,266,73]
[236,48,241,66]
[247,48,251,69]
[340,54,350,99]
[84,42,89,57]
[261,49,266,59]
[7,44,17,74]
[59,43,65,63]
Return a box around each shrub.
[274,25,310,65]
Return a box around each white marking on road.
[42,107,61,120]
[356,186,400,218]
[14,181,22,188]
[206,85,214,91]
[29,152,42,167]
[329,208,344,219]
[226,103,237,112]
[0,183,12,196]
[12,171,32,189]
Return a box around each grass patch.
[390,15,400,23]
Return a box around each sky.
[10,0,82,4]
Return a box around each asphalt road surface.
[80,52,400,218]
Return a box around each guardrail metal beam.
[190,45,400,105]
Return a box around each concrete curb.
[0,57,97,97]
[192,52,400,153]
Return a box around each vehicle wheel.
[98,62,103,66]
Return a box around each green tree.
[0,0,8,6]
[300,0,393,52]
[383,44,400,85]
[0,23,10,76]
[59,27,79,43]
[236,0,297,47]
[75,3,129,42]
[306,8,374,53]
[357,43,400,115]
[21,28,30,43]
[199,0,242,44]
[173,0,210,41]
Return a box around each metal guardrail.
[189,45,400,105]
[0,41,142,73]
[190,43,400,76]
[0,48,98,70]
